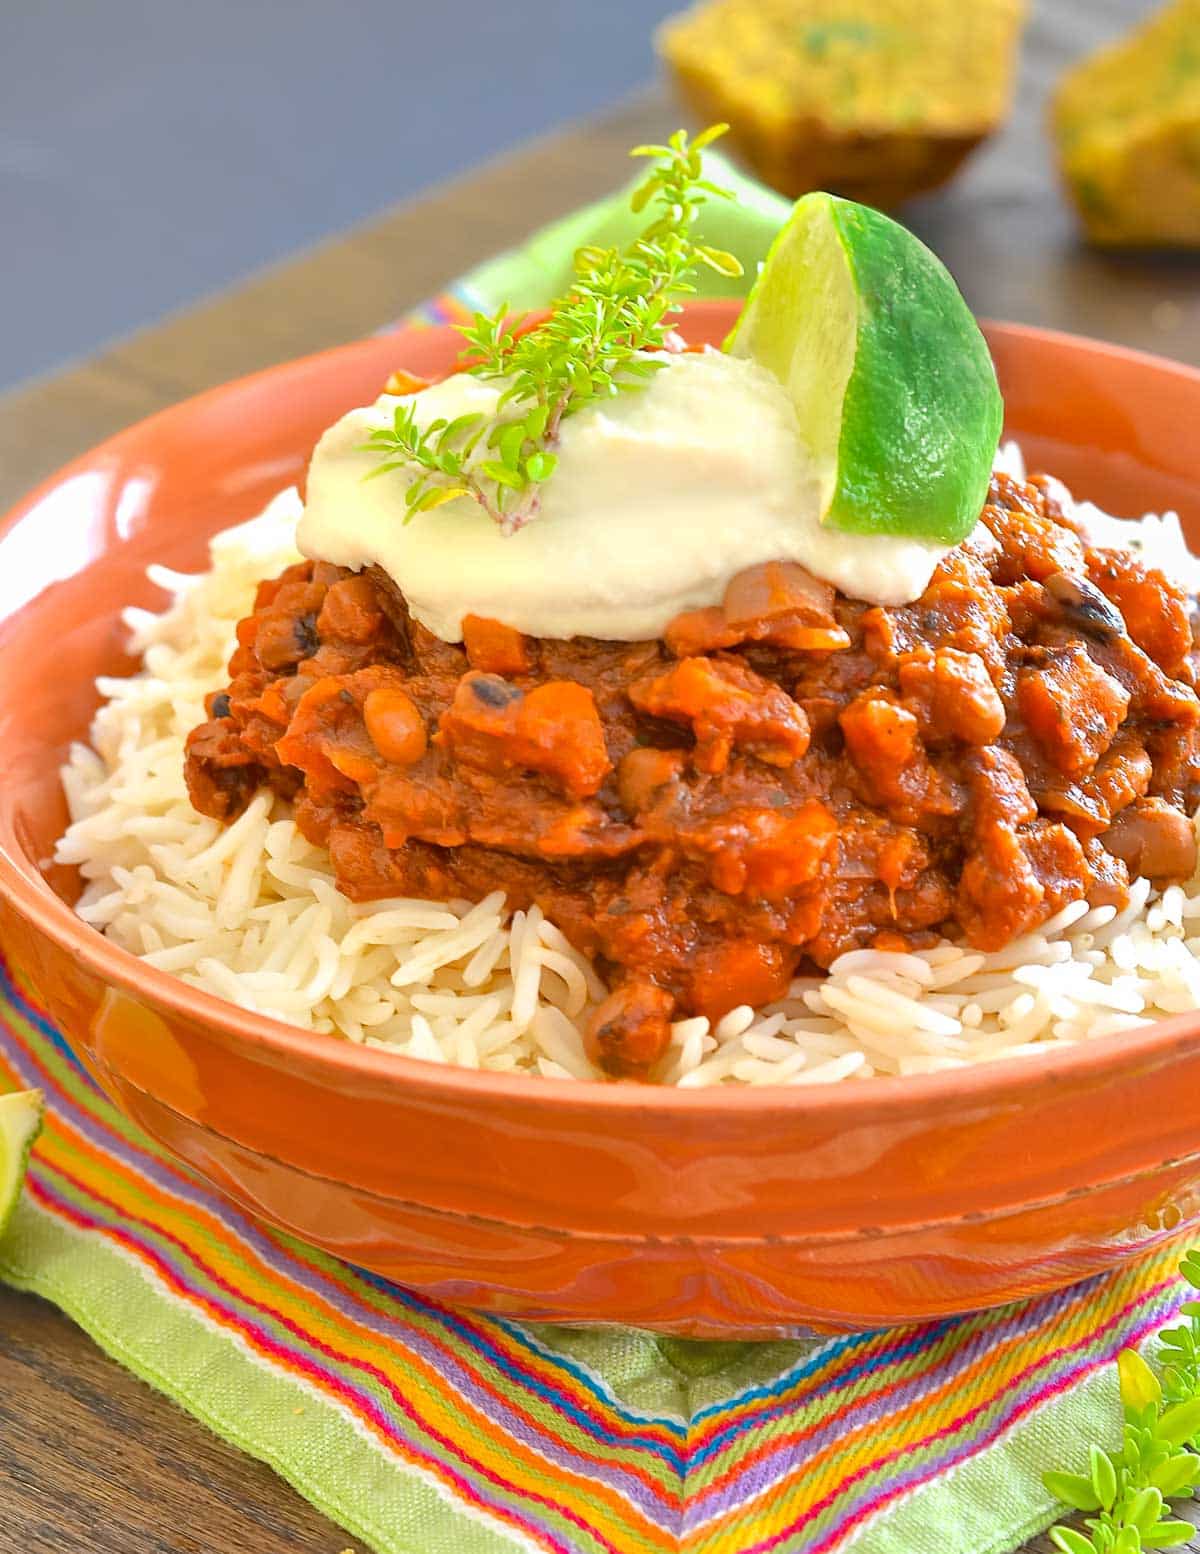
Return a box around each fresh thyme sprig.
[361,124,744,533]
[1044,1249,1200,1552]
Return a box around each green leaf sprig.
[361,124,744,533]
[1044,1249,1200,1552]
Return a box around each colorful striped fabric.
[404,290,480,329]
[0,946,1189,1554]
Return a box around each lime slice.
[0,1089,44,1242]
[725,191,1002,545]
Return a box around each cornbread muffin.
[1053,0,1200,247]
[657,0,1028,207]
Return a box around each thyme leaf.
[1044,1251,1200,1551]
[363,124,743,533]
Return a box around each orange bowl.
[5,299,1200,1338]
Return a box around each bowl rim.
[6,305,1200,1120]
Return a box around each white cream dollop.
[299,349,954,643]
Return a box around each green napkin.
[419,150,793,319]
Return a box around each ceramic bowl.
[4,299,1200,1338]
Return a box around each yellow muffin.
[657,0,1028,207]
[1053,0,1200,247]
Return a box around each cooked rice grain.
[56,469,1200,1085]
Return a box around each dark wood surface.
[0,1286,353,1553]
[4,3,1200,1550]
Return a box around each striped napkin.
[0,953,1187,1554]
[1,155,1192,1554]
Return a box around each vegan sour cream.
[299,349,956,643]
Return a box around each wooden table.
[3,4,1200,1550]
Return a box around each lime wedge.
[0,1089,44,1242]
[725,192,1002,545]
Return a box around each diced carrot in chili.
[517,682,611,798]
[764,620,852,652]
[1088,551,1193,675]
[383,368,431,396]
[956,822,1046,950]
[251,561,309,614]
[840,695,920,770]
[628,657,810,773]
[839,693,958,821]
[275,676,365,795]
[959,751,1039,862]
[1022,820,1097,920]
[438,673,611,799]
[1016,645,1129,778]
[247,678,293,727]
[687,940,794,1023]
[327,746,378,785]
[704,802,838,898]
[897,648,1006,745]
[462,614,531,676]
[979,485,1088,583]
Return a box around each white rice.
[54,458,1200,1086]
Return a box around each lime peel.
[726,190,1003,546]
[0,1089,44,1243]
